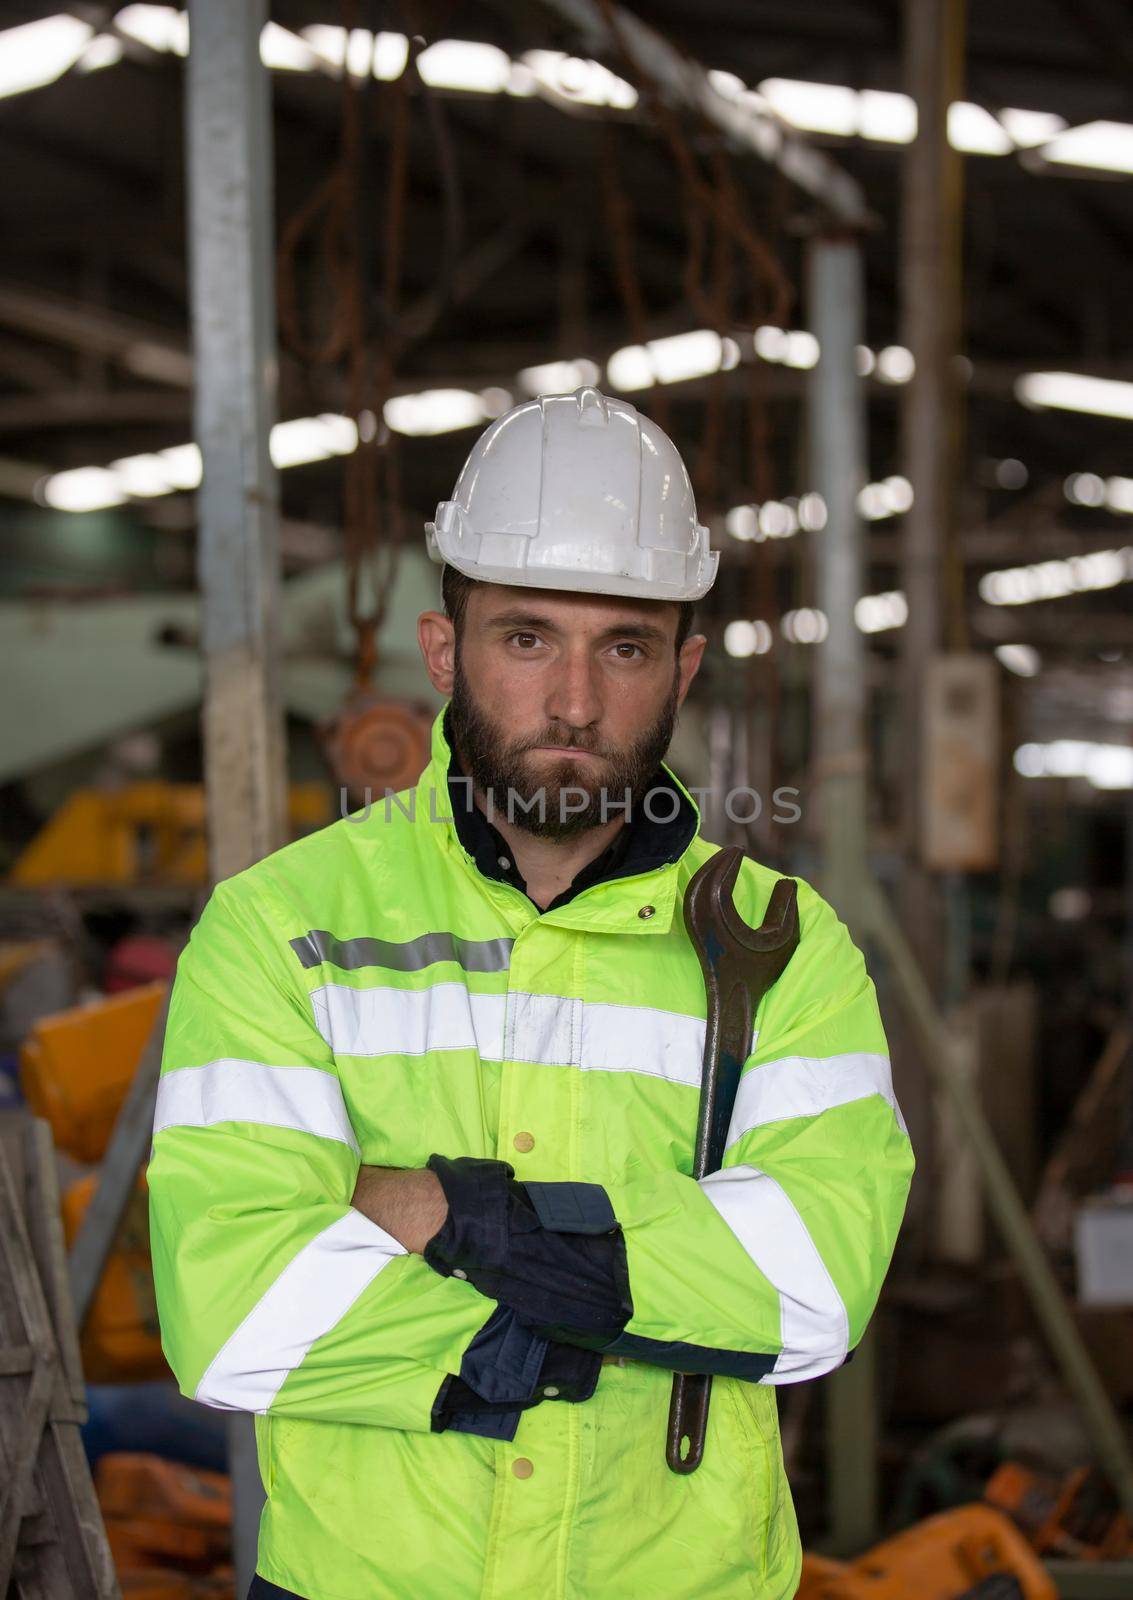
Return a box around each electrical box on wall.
[921,654,1000,872]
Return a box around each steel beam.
[523,0,870,226]
[807,231,878,1554]
[0,391,190,432]
[897,0,965,884]
[972,608,1133,647]
[186,0,285,1584]
[0,281,191,386]
[187,0,287,885]
[809,235,869,915]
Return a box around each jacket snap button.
[542,1385,560,1398]
[513,1131,535,1153]
[638,904,656,920]
[512,1457,534,1479]
[452,1268,468,1280]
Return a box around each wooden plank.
[0,1124,119,1598]
[22,1117,87,1417]
[0,1145,59,1591]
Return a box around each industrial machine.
[796,1505,1057,1599]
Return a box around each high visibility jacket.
[148,711,913,1600]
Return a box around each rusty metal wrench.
[667,847,800,1473]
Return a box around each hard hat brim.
[428,526,719,604]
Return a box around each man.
[148,387,913,1600]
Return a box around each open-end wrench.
[667,846,801,1474]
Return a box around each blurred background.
[1,2,1132,1597]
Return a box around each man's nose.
[545,647,602,730]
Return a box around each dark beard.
[449,654,680,840]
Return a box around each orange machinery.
[21,981,168,1379]
[21,980,166,1163]
[985,1462,1133,1563]
[96,1453,232,1596]
[796,1505,1057,1599]
[60,1170,166,1381]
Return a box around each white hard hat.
[425,386,718,602]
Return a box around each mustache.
[510,727,613,757]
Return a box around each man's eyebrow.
[486,611,670,645]
[486,609,562,632]
[594,621,669,644]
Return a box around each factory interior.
[2,1,1133,1596]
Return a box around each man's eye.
[612,642,644,660]
[510,633,540,649]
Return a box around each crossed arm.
[149,875,913,1445]
[352,1165,448,1255]
[352,1161,628,1442]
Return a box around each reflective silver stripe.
[506,993,707,1085]
[578,1000,706,1086]
[699,1164,849,1384]
[311,982,707,1084]
[725,1052,906,1151]
[195,1212,404,1412]
[291,928,513,974]
[154,1061,359,1153]
[312,982,508,1060]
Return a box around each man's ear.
[676,633,707,709]
[418,611,456,694]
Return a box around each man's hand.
[351,1165,449,1254]
[422,1156,632,1344]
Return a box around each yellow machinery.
[9,781,330,887]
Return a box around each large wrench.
[667,847,800,1474]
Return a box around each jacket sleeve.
[148,876,539,1432]
[593,881,914,1383]
[426,882,913,1386]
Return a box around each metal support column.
[809,234,868,913]
[186,0,286,1589]
[187,0,287,883]
[897,0,965,944]
[808,231,877,1554]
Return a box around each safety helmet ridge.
[425,386,719,601]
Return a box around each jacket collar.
[416,707,701,936]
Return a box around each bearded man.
[148,387,913,1600]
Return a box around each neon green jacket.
[148,711,913,1600]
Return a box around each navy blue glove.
[430,1304,604,1440]
[423,1154,633,1343]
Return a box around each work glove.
[430,1302,603,1441]
[423,1153,633,1344]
